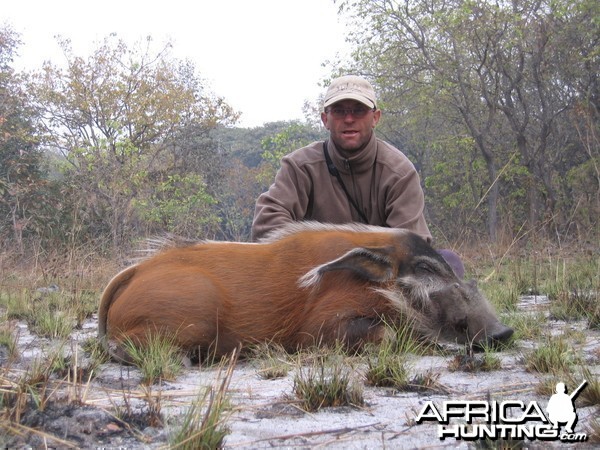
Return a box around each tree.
[258,121,326,185]
[213,158,264,241]
[0,26,47,252]
[135,172,219,237]
[338,0,599,241]
[30,34,238,250]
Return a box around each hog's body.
[98,223,512,361]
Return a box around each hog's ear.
[298,247,394,288]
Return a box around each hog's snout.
[485,324,514,346]
[491,325,514,342]
[472,323,514,351]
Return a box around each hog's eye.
[415,262,435,274]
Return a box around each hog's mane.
[260,221,404,242]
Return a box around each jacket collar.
[328,132,377,175]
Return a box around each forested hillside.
[1,0,598,258]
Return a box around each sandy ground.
[4,294,600,449]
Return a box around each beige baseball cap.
[323,75,377,109]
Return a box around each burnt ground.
[1,295,599,449]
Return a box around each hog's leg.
[338,317,388,350]
[296,315,387,350]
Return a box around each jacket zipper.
[345,159,365,222]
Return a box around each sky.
[2,0,352,127]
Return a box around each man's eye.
[331,108,369,118]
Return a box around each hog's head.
[391,234,514,347]
[299,228,514,348]
[405,277,514,346]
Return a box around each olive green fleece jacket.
[251,132,432,242]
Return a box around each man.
[251,75,463,277]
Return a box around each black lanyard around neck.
[323,141,368,223]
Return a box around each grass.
[169,352,236,449]
[0,343,86,424]
[0,320,19,363]
[81,337,110,375]
[500,311,546,341]
[0,264,103,339]
[0,241,598,447]
[29,305,74,339]
[382,319,434,355]
[578,368,600,407]
[545,255,599,322]
[365,351,411,388]
[523,334,580,374]
[448,345,502,372]
[407,370,449,394]
[588,417,600,444]
[363,324,423,388]
[121,331,185,385]
[169,387,230,449]
[251,343,292,380]
[588,306,600,329]
[474,436,527,449]
[536,367,600,407]
[476,256,534,313]
[292,349,364,412]
[2,284,98,340]
[478,250,599,327]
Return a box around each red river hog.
[98,222,513,362]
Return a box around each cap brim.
[324,93,375,109]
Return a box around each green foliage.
[28,34,238,250]
[338,0,599,241]
[564,155,600,234]
[135,173,219,237]
[422,136,489,234]
[81,337,110,375]
[257,121,325,186]
[3,3,598,252]
[169,387,230,449]
[0,26,51,250]
[476,250,599,328]
[378,320,432,356]
[28,301,74,340]
[537,367,600,409]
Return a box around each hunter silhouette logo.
[415,379,588,443]
[546,380,587,434]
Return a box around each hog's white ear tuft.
[298,267,324,289]
[298,247,394,289]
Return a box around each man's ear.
[372,109,381,128]
[298,247,394,288]
[321,111,330,129]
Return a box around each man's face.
[321,100,381,153]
